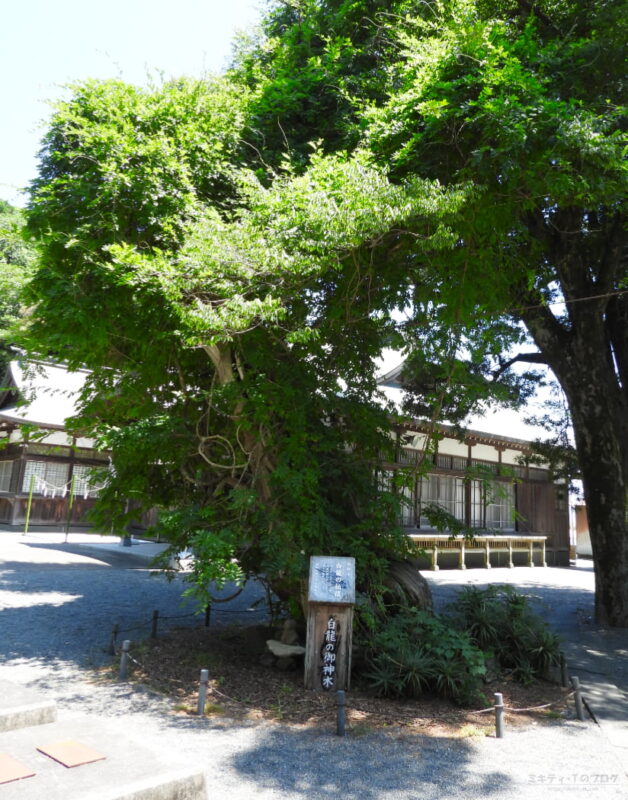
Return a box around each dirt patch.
[102,623,574,736]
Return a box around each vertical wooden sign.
[304,556,355,691]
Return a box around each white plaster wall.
[41,431,73,446]
[469,443,497,461]
[437,437,468,457]
[501,448,524,466]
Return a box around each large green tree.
[235,0,628,625]
[24,76,467,607]
[24,0,627,625]
[365,0,627,625]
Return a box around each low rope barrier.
[107,600,269,654]
[114,636,588,742]
[111,611,589,739]
[469,690,576,715]
[125,652,144,669]
[468,678,587,738]
[501,693,576,713]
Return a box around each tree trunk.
[561,375,628,626]
[523,301,628,626]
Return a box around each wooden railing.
[407,533,548,570]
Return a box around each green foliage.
[230,0,628,622]
[26,76,250,369]
[450,585,561,682]
[21,0,628,623]
[361,585,559,704]
[0,201,36,369]
[231,0,410,171]
[23,67,475,607]
[362,607,486,705]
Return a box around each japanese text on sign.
[321,616,339,690]
[308,556,355,604]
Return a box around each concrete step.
[0,682,56,733]
[0,716,206,799]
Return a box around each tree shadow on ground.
[0,557,265,669]
[228,725,510,800]
[20,540,156,569]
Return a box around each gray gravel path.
[1,532,627,800]
[0,532,267,668]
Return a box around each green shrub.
[360,585,559,704]
[448,585,560,683]
[362,608,486,705]
[360,585,560,704]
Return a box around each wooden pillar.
[431,543,439,571]
[11,446,28,526]
[465,441,476,527]
[495,445,505,476]
[528,538,535,567]
[458,538,466,570]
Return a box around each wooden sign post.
[304,556,355,691]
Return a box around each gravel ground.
[1,532,627,800]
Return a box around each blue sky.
[1,0,262,206]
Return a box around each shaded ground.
[106,623,574,737]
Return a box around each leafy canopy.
[23,0,628,624]
[24,74,469,604]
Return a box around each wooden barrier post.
[305,556,355,692]
[572,676,586,721]
[494,692,505,738]
[197,669,209,715]
[119,640,131,680]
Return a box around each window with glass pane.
[470,480,515,530]
[72,464,101,498]
[486,482,515,530]
[418,474,464,528]
[377,469,393,492]
[0,461,13,493]
[418,474,439,528]
[439,476,465,522]
[22,461,70,493]
[399,480,416,526]
[470,480,485,528]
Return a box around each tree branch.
[492,351,549,380]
